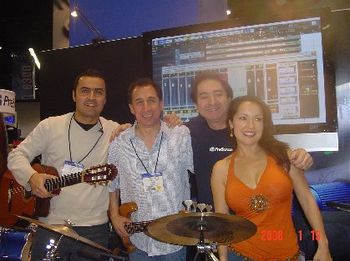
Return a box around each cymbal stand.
[194,211,218,261]
[42,235,63,261]
[183,201,218,261]
[42,219,78,260]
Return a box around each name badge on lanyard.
[61,160,84,176]
[141,171,164,193]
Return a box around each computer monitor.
[144,13,338,151]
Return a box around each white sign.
[0,89,16,114]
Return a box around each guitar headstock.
[82,164,118,185]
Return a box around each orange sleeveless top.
[225,153,299,261]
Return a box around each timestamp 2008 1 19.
[260,230,321,241]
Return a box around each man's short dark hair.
[191,72,233,103]
[73,69,106,93]
[128,78,163,104]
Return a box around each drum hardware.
[193,210,219,261]
[189,201,218,261]
[16,215,112,253]
[43,236,63,261]
[26,223,38,233]
[146,200,257,261]
[195,243,218,261]
[63,219,75,227]
[183,199,198,212]
[0,226,32,261]
[183,200,213,213]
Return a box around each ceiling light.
[28,48,41,70]
[70,5,105,42]
[71,10,78,17]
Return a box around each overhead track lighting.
[70,4,105,42]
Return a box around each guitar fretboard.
[124,220,152,234]
[44,172,83,192]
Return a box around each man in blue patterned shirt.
[108,78,193,261]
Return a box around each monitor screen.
[144,15,337,151]
[3,113,16,127]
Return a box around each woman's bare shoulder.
[212,154,232,174]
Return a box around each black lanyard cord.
[68,114,103,163]
[130,131,163,174]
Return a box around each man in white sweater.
[7,69,119,260]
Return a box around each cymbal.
[146,212,257,246]
[16,215,111,253]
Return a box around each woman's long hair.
[227,96,291,171]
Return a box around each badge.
[141,172,164,193]
[61,160,84,176]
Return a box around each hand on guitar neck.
[29,171,56,198]
[110,212,131,239]
[109,199,143,253]
[110,201,153,253]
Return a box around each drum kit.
[0,227,32,260]
[0,201,257,261]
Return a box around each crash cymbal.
[146,212,257,246]
[16,215,111,253]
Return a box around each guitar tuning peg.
[197,203,206,212]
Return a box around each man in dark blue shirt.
[186,72,313,206]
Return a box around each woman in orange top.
[211,96,332,261]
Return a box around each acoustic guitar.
[0,163,117,227]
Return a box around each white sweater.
[7,112,119,225]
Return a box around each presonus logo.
[0,94,15,109]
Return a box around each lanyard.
[130,132,163,174]
[68,114,103,163]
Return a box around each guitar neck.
[44,172,83,192]
[124,220,152,234]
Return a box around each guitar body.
[119,202,138,253]
[0,169,35,227]
[0,164,58,227]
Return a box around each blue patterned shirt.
[108,121,193,256]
